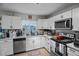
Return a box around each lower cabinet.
[26,37,34,51]
[26,36,42,51]
[26,36,47,51]
[0,39,13,56]
[50,40,56,53]
[44,37,51,52]
[26,36,53,53]
[0,40,4,56]
[3,39,13,56]
[67,47,79,56]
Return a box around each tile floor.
[14,48,51,56]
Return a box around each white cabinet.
[44,37,51,52]
[37,19,43,29]
[40,36,46,48]
[26,37,34,51]
[37,19,49,29]
[54,10,72,21]
[3,39,13,56]
[61,10,72,19]
[72,7,79,30]
[26,36,46,51]
[0,40,4,56]
[1,16,22,29]
[11,16,22,29]
[1,16,12,29]
[0,39,13,56]
[34,37,42,49]
[50,40,56,52]
[67,47,79,56]
[49,16,56,29]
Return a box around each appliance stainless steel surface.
[13,38,26,54]
[74,31,79,47]
[55,18,72,30]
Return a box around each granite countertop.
[50,38,73,44]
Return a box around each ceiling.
[0,3,74,15]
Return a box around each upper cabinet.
[1,16,22,29]
[72,7,79,30]
[37,19,43,29]
[55,10,72,21]
[37,19,49,29]
[11,16,22,29]
[49,16,56,29]
[1,16,12,29]
[60,10,72,19]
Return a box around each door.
[33,37,39,49]
[60,10,72,19]
[44,37,50,52]
[0,40,4,56]
[4,39,13,55]
[72,7,79,30]
[50,40,56,52]
[1,16,12,29]
[26,37,34,51]
[37,19,43,29]
[12,16,22,29]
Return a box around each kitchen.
[0,3,79,56]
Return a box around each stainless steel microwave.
[55,18,72,30]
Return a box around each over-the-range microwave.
[55,18,72,30]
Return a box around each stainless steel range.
[74,31,79,47]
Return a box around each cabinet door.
[49,16,56,29]
[62,10,72,19]
[26,37,34,51]
[33,37,39,49]
[1,16,12,29]
[72,7,79,30]
[44,37,50,52]
[37,19,43,29]
[41,36,46,48]
[55,15,62,21]
[4,39,13,56]
[12,16,22,29]
[50,40,56,52]
[0,41,4,56]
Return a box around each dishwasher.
[13,38,26,54]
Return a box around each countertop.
[50,38,73,44]
[0,35,52,41]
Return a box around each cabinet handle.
[10,25,13,28]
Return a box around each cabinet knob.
[61,15,63,18]
[10,25,13,28]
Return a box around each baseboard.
[14,51,26,55]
